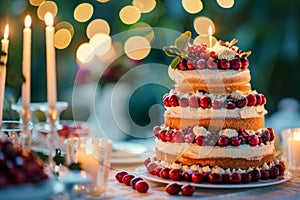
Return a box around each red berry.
[166,183,181,195]
[209,173,222,184]
[178,98,189,107]
[261,170,270,180]
[260,130,270,144]
[191,171,203,183]
[212,99,223,109]
[222,174,230,183]
[182,170,193,182]
[196,59,206,69]
[147,163,157,175]
[178,60,187,70]
[163,95,170,107]
[261,94,267,104]
[219,59,230,70]
[269,167,279,179]
[237,97,248,108]
[115,171,128,183]
[250,169,261,182]
[122,174,135,186]
[241,57,249,69]
[172,130,184,143]
[155,166,163,177]
[218,135,229,147]
[165,130,173,142]
[189,96,199,108]
[160,168,171,179]
[153,126,161,137]
[181,184,195,196]
[195,135,205,146]
[187,60,196,70]
[255,94,262,106]
[229,173,242,184]
[226,99,236,109]
[135,180,149,193]
[246,94,256,106]
[267,128,275,141]
[230,136,241,146]
[207,58,218,69]
[144,158,151,167]
[131,177,143,189]
[200,96,211,109]
[184,133,196,143]
[248,134,259,146]
[231,58,242,70]
[275,164,285,176]
[169,169,182,181]
[159,130,167,142]
[241,173,252,183]
[169,95,179,107]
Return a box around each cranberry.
[222,174,230,183]
[230,136,241,146]
[250,169,261,182]
[153,126,161,137]
[269,167,279,179]
[202,172,210,182]
[237,97,248,108]
[239,135,247,144]
[135,180,149,193]
[159,130,167,142]
[184,133,196,143]
[191,171,203,183]
[195,135,205,146]
[178,60,187,70]
[255,94,262,106]
[144,158,151,167]
[248,134,259,146]
[172,130,184,143]
[131,177,143,189]
[187,60,196,70]
[122,174,135,186]
[275,164,285,176]
[182,170,193,182]
[196,59,206,69]
[261,94,267,104]
[163,95,170,107]
[181,184,195,196]
[169,95,179,107]
[241,57,249,69]
[241,173,252,183]
[246,94,256,106]
[229,173,242,184]
[217,135,229,147]
[260,130,270,144]
[226,99,236,109]
[178,98,189,107]
[212,99,223,109]
[155,166,163,177]
[207,58,218,69]
[166,183,181,195]
[147,163,157,175]
[209,173,222,184]
[200,96,211,109]
[160,168,171,179]
[267,128,275,141]
[261,170,270,180]
[189,95,199,108]
[169,169,182,181]
[115,171,128,183]
[231,58,242,70]
[219,59,230,70]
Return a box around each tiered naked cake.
[145,32,285,184]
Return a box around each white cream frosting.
[156,138,275,160]
[165,105,267,119]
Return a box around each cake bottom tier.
[164,116,264,130]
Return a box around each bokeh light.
[74,3,94,22]
[217,0,234,9]
[55,29,72,49]
[86,19,110,39]
[124,36,151,60]
[193,35,218,47]
[97,42,120,63]
[76,43,94,63]
[119,5,141,25]
[193,16,215,35]
[97,0,110,2]
[132,0,156,13]
[29,0,44,7]
[130,22,154,41]
[37,1,58,20]
[89,33,112,56]
[56,21,74,37]
[182,0,203,14]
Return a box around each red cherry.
[178,98,189,107]
[248,134,259,146]
[115,171,128,183]
[250,169,261,182]
[192,171,203,183]
[212,99,223,109]
[165,130,173,142]
[241,57,249,69]
[217,135,229,147]
[181,184,195,196]
[219,59,230,70]
[261,94,267,105]
[189,96,199,108]
[172,130,184,143]
[187,60,196,70]
[166,183,181,195]
[260,130,270,144]
[144,158,151,167]
[231,58,242,70]
[135,180,149,193]
[226,99,236,109]
[159,130,167,142]
[196,59,206,69]
[163,95,170,107]
[275,164,285,176]
[195,135,205,146]
[269,167,279,179]
[254,94,262,106]
[155,166,163,177]
[178,60,187,70]
[222,174,230,183]
[202,172,210,182]
[131,177,143,189]
[241,173,252,183]
[209,173,222,184]
[147,163,157,175]
[237,97,248,108]
[153,126,161,137]
[246,94,256,106]
[207,58,218,69]
[169,169,182,181]
[230,136,241,147]
[229,173,242,184]
[267,128,275,141]
[160,168,171,179]
[200,96,211,109]
[184,133,196,143]
[169,95,179,107]
[182,170,193,182]
[122,174,135,186]
[261,170,270,180]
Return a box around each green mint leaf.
[175,31,191,55]
[163,46,181,57]
[170,56,181,69]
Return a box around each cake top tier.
[163,31,251,71]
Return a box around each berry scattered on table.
[166,182,181,195]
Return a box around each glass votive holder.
[287,129,300,170]
[64,137,112,198]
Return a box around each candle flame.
[4,24,9,39]
[208,25,212,36]
[294,132,300,141]
[45,12,54,26]
[25,15,32,28]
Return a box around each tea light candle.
[288,131,300,169]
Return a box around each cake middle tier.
[164,106,266,130]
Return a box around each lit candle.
[0,24,9,124]
[208,25,212,48]
[288,131,300,169]
[45,12,57,111]
[22,15,32,111]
